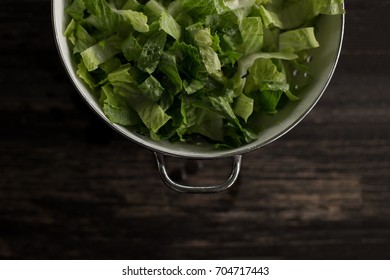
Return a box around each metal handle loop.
[155,153,242,193]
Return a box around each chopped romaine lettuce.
[64,0,344,148]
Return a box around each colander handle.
[154,153,242,193]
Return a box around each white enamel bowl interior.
[53,1,344,159]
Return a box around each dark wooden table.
[1,0,390,260]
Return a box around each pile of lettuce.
[65,0,344,148]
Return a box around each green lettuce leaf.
[80,35,122,71]
[116,10,149,33]
[233,93,254,122]
[160,11,181,41]
[101,84,140,126]
[139,75,165,102]
[193,28,222,75]
[137,30,167,74]
[121,34,142,62]
[64,19,97,54]
[83,0,121,32]
[65,0,86,21]
[239,17,264,55]
[158,52,183,94]
[279,27,319,53]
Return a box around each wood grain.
[0,0,390,259]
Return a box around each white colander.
[52,1,345,193]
